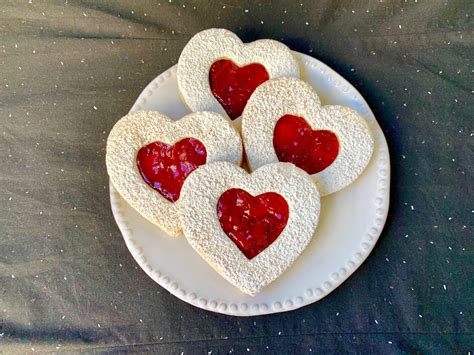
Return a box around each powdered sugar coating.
[179,161,320,296]
[242,77,374,196]
[106,111,242,236]
[177,28,300,126]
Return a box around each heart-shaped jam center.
[273,115,339,174]
[136,138,207,203]
[209,59,269,120]
[217,188,289,260]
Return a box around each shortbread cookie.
[242,77,374,196]
[106,111,243,236]
[177,28,300,125]
[179,161,320,296]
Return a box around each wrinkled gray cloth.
[1,0,472,352]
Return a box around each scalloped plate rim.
[109,51,391,316]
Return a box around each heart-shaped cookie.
[106,111,242,236]
[179,161,320,296]
[177,28,300,125]
[242,77,374,196]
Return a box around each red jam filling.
[209,59,269,120]
[136,138,207,203]
[273,115,339,174]
[217,188,289,260]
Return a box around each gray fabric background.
[1,0,472,353]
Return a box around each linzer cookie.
[242,77,374,196]
[106,111,242,236]
[177,28,300,125]
[178,161,320,296]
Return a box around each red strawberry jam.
[209,59,269,120]
[136,138,207,202]
[217,188,289,259]
[273,115,339,174]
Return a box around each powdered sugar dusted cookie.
[177,28,300,126]
[179,161,320,296]
[106,111,242,236]
[242,77,374,196]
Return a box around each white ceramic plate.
[109,52,390,316]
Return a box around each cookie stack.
[106,29,374,296]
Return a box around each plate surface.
[109,52,390,316]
